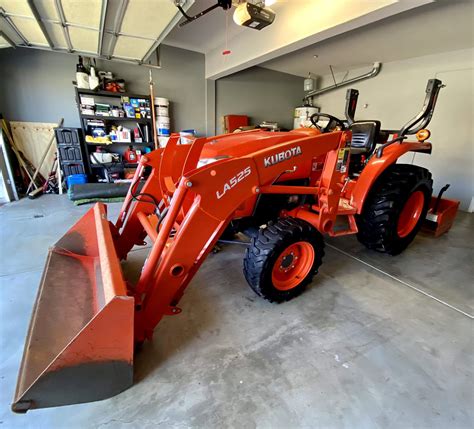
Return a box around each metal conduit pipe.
[303,62,382,102]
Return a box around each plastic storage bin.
[67,174,87,189]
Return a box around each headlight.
[197,156,230,168]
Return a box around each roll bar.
[376,78,444,158]
[322,78,444,158]
[345,78,443,134]
[399,79,445,136]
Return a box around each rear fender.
[350,141,431,214]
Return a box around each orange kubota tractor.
[12,79,444,412]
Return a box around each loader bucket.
[12,203,134,413]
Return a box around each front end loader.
[12,79,444,412]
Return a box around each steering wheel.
[310,113,346,133]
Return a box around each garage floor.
[1,196,473,428]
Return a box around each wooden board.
[10,122,57,180]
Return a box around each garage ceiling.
[164,0,434,80]
[260,0,474,77]
[0,0,193,66]
[165,0,246,54]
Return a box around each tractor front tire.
[356,164,432,255]
[243,217,324,303]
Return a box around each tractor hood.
[200,128,320,159]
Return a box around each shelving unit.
[74,87,154,182]
[80,115,151,123]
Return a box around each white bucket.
[154,97,169,106]
[156,106,169,116]
[293,106,319,129]
[156,116,170,137]
[154,97,169,117]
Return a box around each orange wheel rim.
[271,241,315,291]
[397,190,425,238]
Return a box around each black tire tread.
[356,164,433,255]
[243,217,325,303]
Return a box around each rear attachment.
[12,204,134,413]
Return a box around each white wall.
[313,48,474,211]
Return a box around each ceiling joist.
[26,0,53,49]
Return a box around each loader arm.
[116,130,344,341]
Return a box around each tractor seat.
[350,120,381,155]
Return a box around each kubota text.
[264,146,302,167]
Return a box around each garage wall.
[215,67,304,134]
[312,48,474,211]
[0,45,206,134]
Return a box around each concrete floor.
[0,195,472,428]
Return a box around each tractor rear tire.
[356,164,432,255]
[243,217,324,303]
